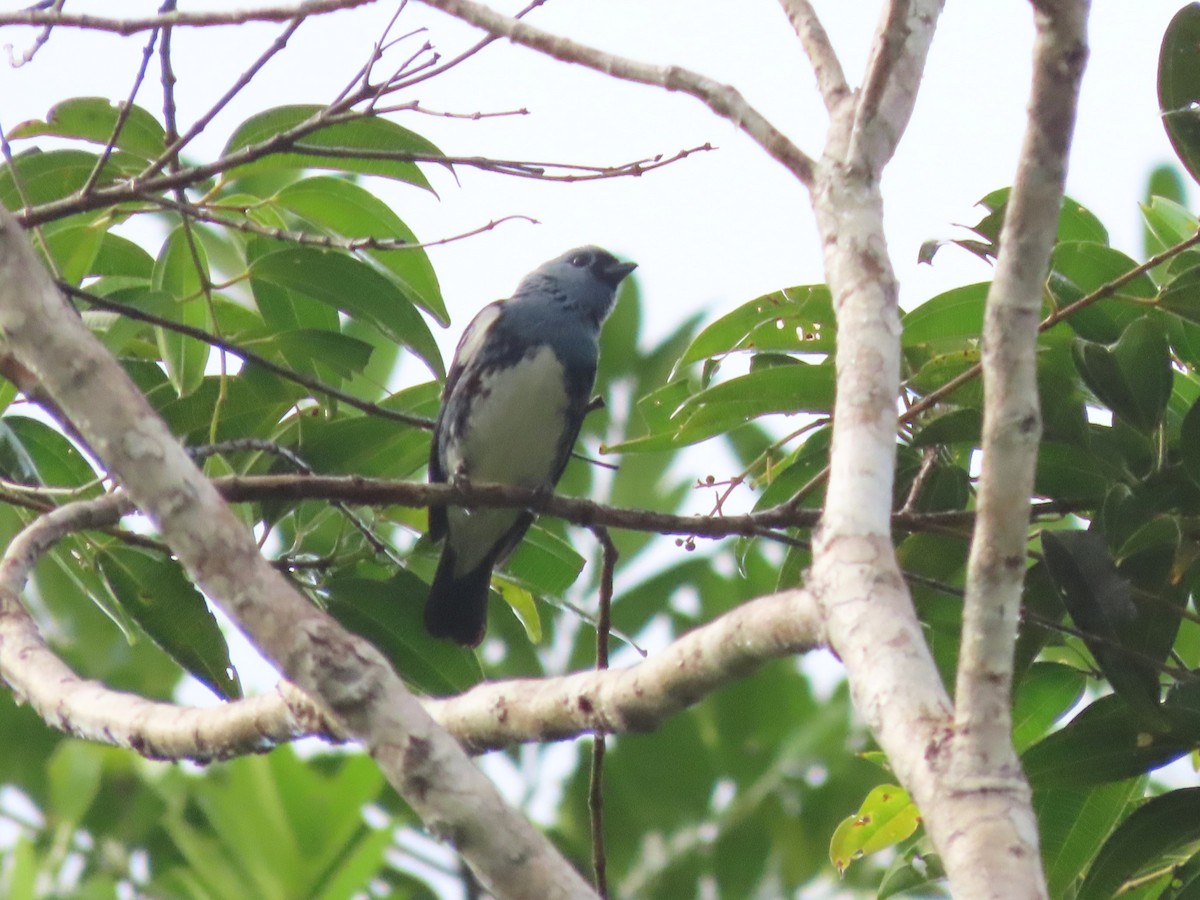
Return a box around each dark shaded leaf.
[1160,4,1200,186]
[1078,788,1200,900]
[325,573,482,694]
[1072,317,1172,432]
[1049,243,1155,343]
[1041,530,1163,723]
[1023,695,1200,787]
[274,176,446,324]
[1036,777,1143,899]
[97,546,240,700]
[249,247,443,378]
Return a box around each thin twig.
[133,193,539,250]
[136,17,305,182]
[190,438,405,567]
[414,0,816,184]
[5,0,64,66]
[588,526,618,898]
[61,284,436,429]
[0,1,375,34]
[80,26,159,197]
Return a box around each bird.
[424,246,637,646]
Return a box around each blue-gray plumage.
[425,246,637,645]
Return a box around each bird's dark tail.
[424,549,491,647]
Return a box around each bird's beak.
[602,260,638,287]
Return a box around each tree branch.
[0,501,340,760]
[0,205,595,899]
[849,0,941,174]
[414,0,816,184]
[777,0,850,110]
[951,2,1089,894]
[0,0,375,34]
[0,486,822,763]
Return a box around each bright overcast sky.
[0,1,1188,350]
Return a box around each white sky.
[0,1,1187,351]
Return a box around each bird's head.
[515,245,637,327]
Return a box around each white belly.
[444,346,571,574]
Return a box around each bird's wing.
[428,300,506,542]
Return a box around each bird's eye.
[568,253,590,268]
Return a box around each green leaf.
[677,284,835,366]
[1078,788,1200,900]
[1012,662,1087,752]
[945,188,1108,262]
[1158,265,1200,326]
[910,408,982,446]
[1036,777,1144,899]
[1041,530,1164,723]
[493,578,542,644]
[249,247,443,378]
[47,742,103,828]
[42,217,105,286]
[878,847,945,899]
[91,232,156,280]
[1022,694,1200,787]
[1035,442,1117,503]
[1072,317,1172,432]
[829,784,920,875]
[1049,243,1156,343]
[504,524,586,596]
[152,228,212,398]
[222,105,442,190]
[0,147,144,209]
[274,176,446,324]
[901,282,988,353]
[325,574,482,695]
[283,415,430,480]
[9,97,166,160]
[242,329,374,382]
[1160,4,1200,186]
[1142,192,1198,263]
[0,416,98,489]
[97,546,240,700]
[609,365,834,452]
[1181,394,1200,489]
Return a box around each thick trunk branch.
[949,1,1089,894]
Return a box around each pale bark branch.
[950,1,1089,892]
[414,0,816,184]
[0,205,594,900]
[0,493,342,761]
[805,0,1053,895]
[776,0,850,110]
[0,484,821,761]
[849,0,943,173]
[428,589,821,753]
[0,0,374,34]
